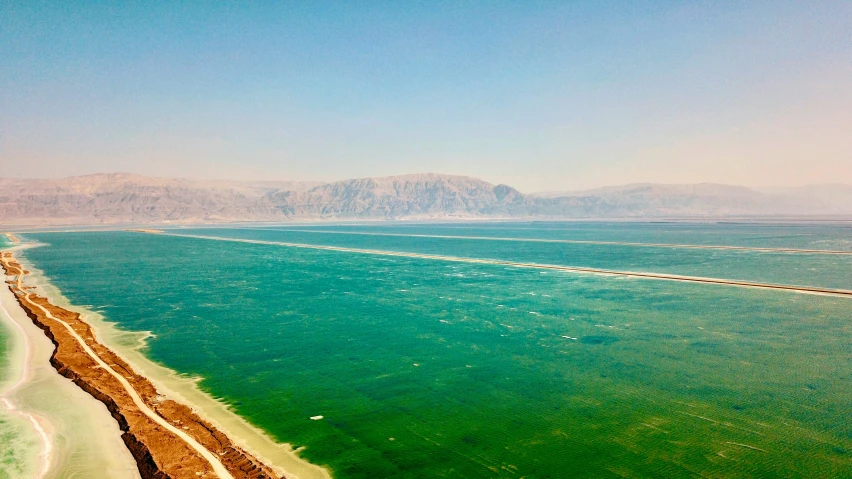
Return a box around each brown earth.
[1,251,284,479]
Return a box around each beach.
[0,246,140,479]
[1,244,331,479]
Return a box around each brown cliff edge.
[1,250,283,479]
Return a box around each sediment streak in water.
[263,229,852,255]
[153,232,852,298]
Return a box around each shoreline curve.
[2,248,331,479]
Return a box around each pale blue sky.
[1,1,850,192]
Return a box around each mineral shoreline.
[1,250,283,479]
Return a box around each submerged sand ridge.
[1,251,283,479]
[156,232,852,298]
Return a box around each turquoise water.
[177,226,852,290]
[22,224,852,478]
[246,221,852,251]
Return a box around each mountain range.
[1,173,850,226]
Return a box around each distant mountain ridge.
[1,173,850,226]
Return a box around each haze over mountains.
[1,173,850,226]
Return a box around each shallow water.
[0,287,40,479]
[22,223,852,478]
[0,412,38,479]
[0,239,39,479]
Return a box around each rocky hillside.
[266,174,532,218]
[534,183,777,217]
[0,174,317,225]
[0,173,849,226]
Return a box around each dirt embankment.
[1,251,283,479]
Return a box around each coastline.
[0,245,140,479]
[4,246,331,479]
[0,263,51,479]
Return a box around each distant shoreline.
[4,214,852,234]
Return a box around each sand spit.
[0,287,143,479]
[156,232,852,298]
[0,249,140,479]
[1,251,283,479]
[276,229,852,255]
[3,232,20,243]
[126,229,164,234]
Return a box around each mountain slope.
[533,183,776,217]
[0,173,848,226]
[266,174,531,219]
[0,174,318,225]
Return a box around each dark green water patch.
[578,335,619,345]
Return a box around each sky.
[1,1,850,193]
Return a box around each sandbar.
[0,246,140,479]
[3,247,331,479]
[152,231,852,298]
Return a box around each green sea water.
[21,224,852,478]
[241,221,852,251]
[176,225,852,290]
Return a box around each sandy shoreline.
[0,246,140,479]
[3,245,331,479]
[0,287,54,479]
[21,256,332,479]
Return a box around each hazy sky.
[2,2,850,192]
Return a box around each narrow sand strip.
[0,248,140,479]
[4,254,236,479]
[154,232,852,298]
[272,228,852,256]
[10,249,331,479]
[24,297,236,479]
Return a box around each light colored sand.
[0,290,43,479]
[20,253,332,479]
[0,296,52,479]
[15,267,236,479]
[0,248,141,479]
